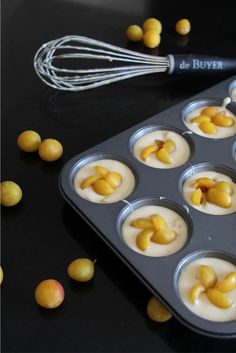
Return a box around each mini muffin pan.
[59,76,236,338]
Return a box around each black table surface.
[2,0,236,352]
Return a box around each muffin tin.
[59,76,236,338]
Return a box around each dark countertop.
[2,1,236,352]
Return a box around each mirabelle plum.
[35,279,64,309]
[141,145,158,161]
[199,121,217,134]
[191,115,211,124]
[143,30,161,48]
[150,214,166,232]
[212,114,234,127]
[93,179,114,196]
[206,288,232,309]
[136,229,154,251]
[39,139,63,162]
[215,181,233,195]
[151,228,176,244]
[163,140,176,153]
[143,18,162,34]
[130,218,154,229]
[193,177,216,190]
[199,265,217,289]
[0,267,3,285]
[80,175,101,189]
[189,283,205,304]
[206,188,231,208]
[17,130,41,152]
[156,148,172,164]
[147,296,172,322]
[95,166,109,178]
[67,258,95,282]
[175,19,191,35]
[191,188,202,206]
[217,272,236,293]
[105,172,122,189]
[201,107,218,118]
[0,181,22,207]
[126,25,143,42]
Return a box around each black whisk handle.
[168,54,236,74]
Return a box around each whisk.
[34,35,236,92]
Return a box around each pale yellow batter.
[133,130,190,169]
[74,159,135,203]
[178,257,236,322]
[185,106,236,139]
[122,205,188,257]
[183,171,236,215]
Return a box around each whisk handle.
[168,54,236,74]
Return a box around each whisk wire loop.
[34,35,169,91]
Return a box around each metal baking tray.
[59,76,236,338]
